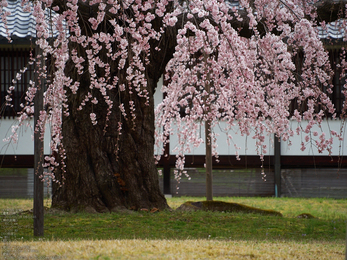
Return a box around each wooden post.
[205,120,213,201]
[33,45,44,237]
[274,135,281,197]
[162,90,171,195]
[204,51,213,201]
[163,139,171,195]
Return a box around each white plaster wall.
[281,119,347,156]
[154,79,274,156]
[154,78,347,157]
[154,76,163,109]
[166,122,274,156]
[4,80,344,157]
[163,118,347,157]
[0,118,51,155]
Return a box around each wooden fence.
[0,168,51,198]
[158,167,347,199]
[0,167,346,199]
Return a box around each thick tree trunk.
[50,2,177,212]
[52,75,169,212]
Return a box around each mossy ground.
[177,200,283,216]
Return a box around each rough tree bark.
[51,1,177,212]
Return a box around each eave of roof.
[0,0,61,43]
[0,0,346,44]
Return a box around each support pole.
[203,51,213,201]
[274,135,281,198]
[162,89,171,196]
[205,120,213,201]
[163,139,171,195]
[33,45,44,237]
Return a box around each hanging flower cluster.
[155,0,338,170]
[1,0,173,182]
[0,0,343,176]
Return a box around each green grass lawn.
[0,196,346,241]
[0,197,346,259]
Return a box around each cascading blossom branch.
[0,0,70,184]
[155,0,338,170]
[0,0,175,180]
[0,0,343,180]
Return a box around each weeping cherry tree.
[1,0,344,212]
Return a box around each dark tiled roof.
[319,19,346,39]
[0,0,60,41]
[0,0,345,42]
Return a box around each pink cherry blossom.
[0,0,344,182]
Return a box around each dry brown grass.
[0,199,34,212]
[1,239,344,259]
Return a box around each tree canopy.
[1,0,346,211]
